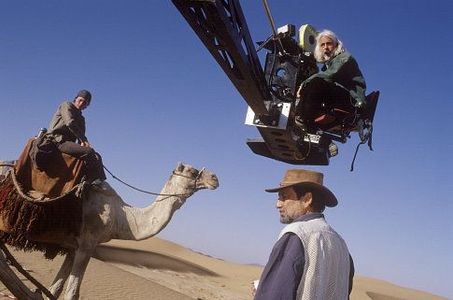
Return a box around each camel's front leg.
[48,251,75,299]
[63,248,93,300]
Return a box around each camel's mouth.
[204,175,219,190]
[207,182,219,190]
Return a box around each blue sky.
[1,1,452,298]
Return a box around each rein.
[102,165,204,197]
[0,163,15,168]
[1,162,203,198]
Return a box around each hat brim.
[265,182,338,207]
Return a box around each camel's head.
[173,163,219,191]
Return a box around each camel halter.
[103,165,205,197]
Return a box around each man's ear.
[301,191,313,206]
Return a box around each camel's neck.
[115,177,192,241]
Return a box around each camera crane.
[172,0,379,166]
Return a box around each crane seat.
[314,107,352,125]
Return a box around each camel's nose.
[209,174,219,189]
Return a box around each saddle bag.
[29,135,58,171]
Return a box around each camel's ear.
[176,162,184,172]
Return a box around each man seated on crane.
[295,29,366,133]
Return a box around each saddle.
[0,138,87,259]
[17,138,85,198]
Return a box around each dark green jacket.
[302,51,366,105]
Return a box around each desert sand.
[0,237,447,300]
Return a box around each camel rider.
[47,89,106,182]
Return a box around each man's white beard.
[323,52,333,62]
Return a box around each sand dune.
[0,243,191,300]
[0,237,447,300]
[94,245,219,277]
[350,276,447,300]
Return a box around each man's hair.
[74,89,92,104]
[313,29,345,63]
[293,185,326,213]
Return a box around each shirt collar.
[294,212,324,223]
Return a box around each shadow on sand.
[366,291,405,300]
[93,245,219,277]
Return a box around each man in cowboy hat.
[253,169,354,300]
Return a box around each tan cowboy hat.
[265,169,338,207]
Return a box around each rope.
[102,165,199,197]
[0,164,14,168]
[350,120,373,172]
[0,243,56,300]
[350,141,364,172]
[2,159,197,199]
[1,162,86,203]
[0,291,16,299]
[8,170,85,204]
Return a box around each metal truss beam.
[172,0,271,115]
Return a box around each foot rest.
[315,108,352,125]
[315,114,335,124]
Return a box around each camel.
[0,162,219,300]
